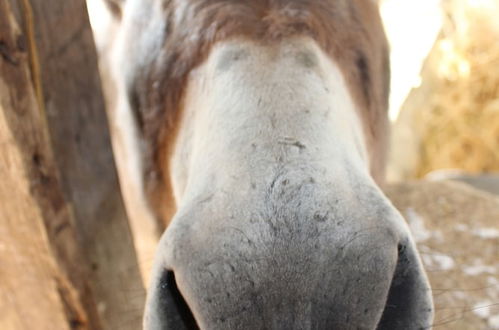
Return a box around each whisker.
[431,302,499,327]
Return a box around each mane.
[130,0,390,223]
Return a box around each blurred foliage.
[416,0,499,176]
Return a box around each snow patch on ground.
[473,301,492,319]
[489,314,499,329]
[454,224,499,239]
[487,276,499,286]
[453,291,467,300]
[472,227,499,239]
[473,301,499,329]
[463,263,497,276]
[405,208,432,242]
[423,253,456,271]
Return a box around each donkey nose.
[377,238,434,329]
[144,209,433,330]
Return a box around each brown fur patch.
[131,0,390,225]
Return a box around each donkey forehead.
[204,38,334,77]
[126,0,389,134]
[117,0,390,221]
[135,0,389,100]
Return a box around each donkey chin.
[142,39,433,330]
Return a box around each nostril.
[376,242,434,330]
[149,271,199,330]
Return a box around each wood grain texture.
[0,1,98,328]
[0,0,145,328]
[24,0,145,328]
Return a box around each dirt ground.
[386,180,499,330]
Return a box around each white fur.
[102,0,168,280]
[170,38,370,208]
[88,2,434,324]
[165,37,421,271]
[148,38,433,330]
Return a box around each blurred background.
[381,0,499,183]
[380,3,499,327]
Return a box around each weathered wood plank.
[20,0,146,328]
[1,0,145,328]
[0,1,100,328]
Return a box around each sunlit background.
[381,0,499,182]
[381,0,443,122]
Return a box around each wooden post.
[1,1,101,328]
[0,0,145,329]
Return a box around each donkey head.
[97,0,434,328]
